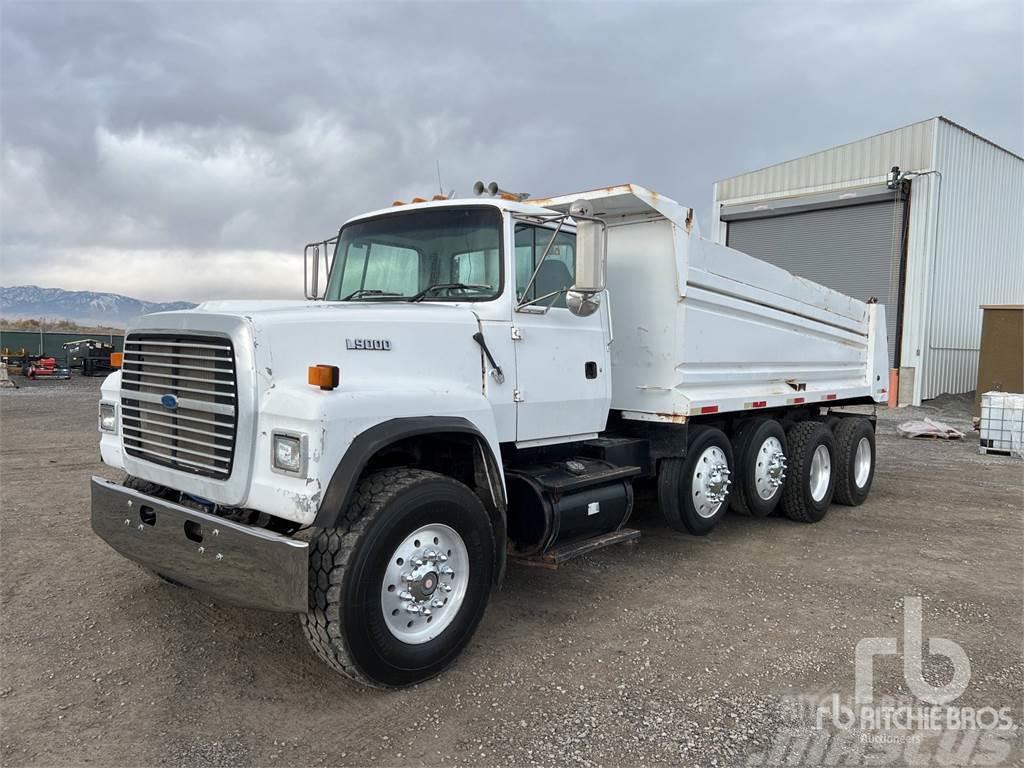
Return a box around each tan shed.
[975,305,1024,416]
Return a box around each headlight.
[98,402,117,433]
[272,432,306,475]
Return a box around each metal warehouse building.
[711,117,1024,406]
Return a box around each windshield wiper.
[342,288,401,301]
[409,283,490,302]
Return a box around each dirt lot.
[1,376,1022,767]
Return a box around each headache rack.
[120,333,238,479]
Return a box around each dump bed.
[531,185,889,421]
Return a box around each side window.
[514,225,576,308]
[514,226,535,300]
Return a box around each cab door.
[512,222,611,443]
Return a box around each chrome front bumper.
[90,476,308,613]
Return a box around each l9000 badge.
[345,338,392,351]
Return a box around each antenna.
[436,160,444,196]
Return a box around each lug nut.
[399,590,414,601]
[431,599,444,608]
[405,603,421,614]
[438,553,448,562]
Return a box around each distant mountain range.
[0,285,196,328]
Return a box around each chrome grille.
[121,334,237,479]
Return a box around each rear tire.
[301,468,495,688]
[833,418,876,506]
[781,421,836,523]
[730,419,787,518]
[657,426,733,536]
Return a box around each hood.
[130,300,488,398]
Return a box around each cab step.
[510,527,640,569]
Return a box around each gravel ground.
[1,377,1021,767]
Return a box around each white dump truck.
[92,183,888,687]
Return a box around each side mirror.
[304,238,335,300]
[566,290,601,317]
[568,200,606,316]
[304,243,320,299]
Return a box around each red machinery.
[26,357,71,379]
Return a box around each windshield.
[324,206,503,302]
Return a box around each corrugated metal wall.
[715,120,935,202]
[0,330,124,359]
[714,116,1024,405]
[920,121,1024,400]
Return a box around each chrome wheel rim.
[754,436,787,500]
[691,445,731,518]
[381,524,469,645]
[854,436,872,488]
[809,444,832,502]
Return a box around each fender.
[313,416,508,583]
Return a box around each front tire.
[302,468,495,688]
[657,426,734,536]
[149,571,190,588]
[781,421,836,523]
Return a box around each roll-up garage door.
[725,197,906,367]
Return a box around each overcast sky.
[2,0,1021,302]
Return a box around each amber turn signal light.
[308,364,340,391]
[110,352,123,368]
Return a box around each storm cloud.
[2,1,1020,302]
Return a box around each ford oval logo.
[160,393,178,410]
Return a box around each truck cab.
[310,197,615,444]
[91,183,886,687]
